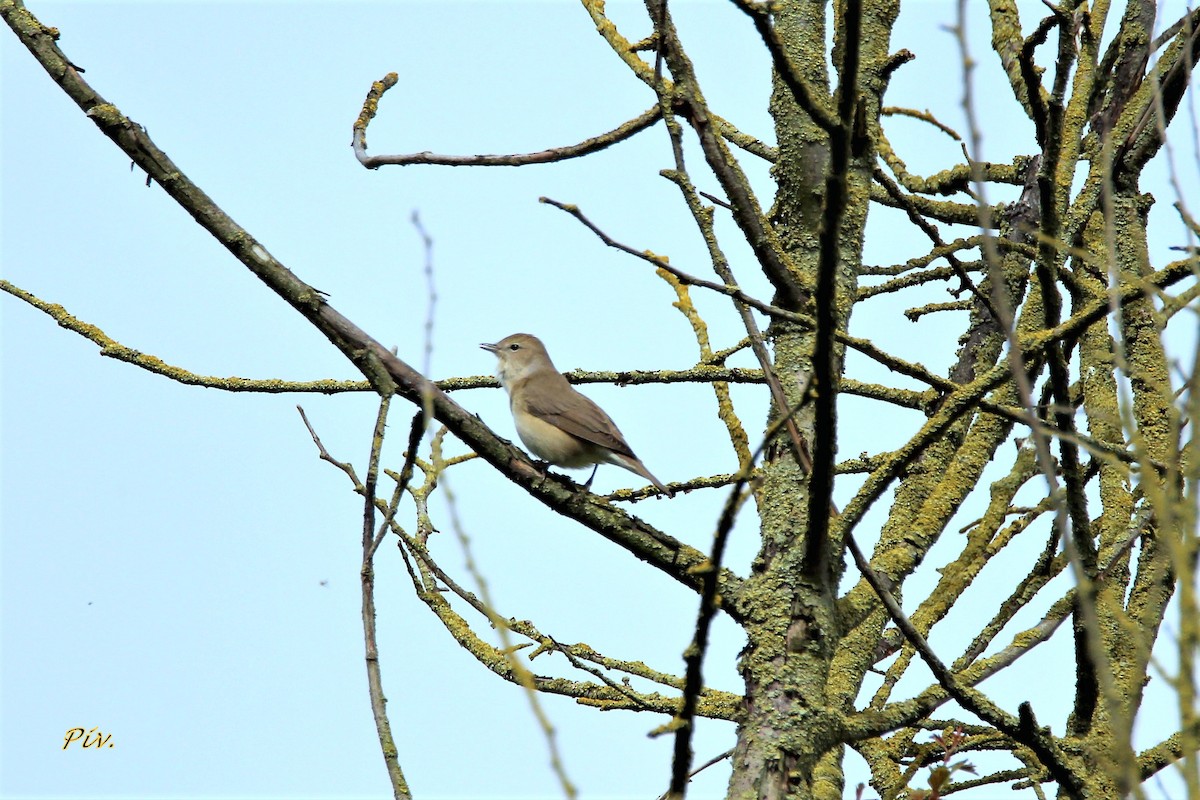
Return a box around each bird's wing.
[524,385,638,459]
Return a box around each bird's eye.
[508,344,520,351]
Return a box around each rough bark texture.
[727,2,899,798]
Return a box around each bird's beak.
[480,342,500,353]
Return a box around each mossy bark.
[726,2,897,798]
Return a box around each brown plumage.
[481,333,671,496]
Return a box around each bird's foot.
[581,464,600,494]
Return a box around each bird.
[481,333,671,496]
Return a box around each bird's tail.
[610,452,673,498]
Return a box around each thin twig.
[657,749,734,800]
[433,445,579,799]
[411,212,437,376]
[872,166,1000,317]
[881,106,964,140]
[0,279,367,394]
[297,406,363,488]
[360,395,412,800]
[354,76,663,168]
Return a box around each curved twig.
[354,79,664,168]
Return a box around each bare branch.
[360,396,412,800]
[844,533,1085,797]
[356,91,664,168]
[0,4,743,617]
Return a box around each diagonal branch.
[0,0,746,620]
[728,0,839,134]
[0,278,367,393]
[844,533,1086,797]
[634,1,808,309]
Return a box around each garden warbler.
[481,333,671,496]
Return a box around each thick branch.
[0,0,745,618]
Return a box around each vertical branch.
[1034,1,1093,571]
[361,396,413,800]
[955,0,1109,698]
[668,474,755,799]
[668,390,811,799]
[360,208,438,799]
[411,210,437,376]
[804,0,863,579]
[648,0,814,479]
[1176,332,1200,797]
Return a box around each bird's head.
[481,333,556,388]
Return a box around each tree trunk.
[727,2,898,797]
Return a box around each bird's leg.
[582,464,599,492]
[531,458,553,489]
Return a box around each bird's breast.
[512,409,601,467]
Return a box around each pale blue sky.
[3,2,1196,798]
